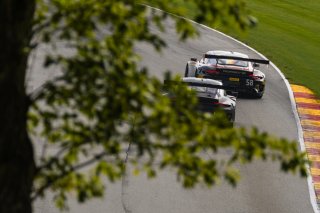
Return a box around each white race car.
[185,50,269,98]
[165,77,237,122]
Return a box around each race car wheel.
[194,68,199,77]
[252,83,264,99]
[184,64,189,77]
[230,106,236,123]
[254,92,264,99]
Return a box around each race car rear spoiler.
[204,54,270,65]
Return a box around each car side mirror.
[253,63,260,68]
[190,58,197,62]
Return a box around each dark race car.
[185,50,269,98]
[164,77,237,123]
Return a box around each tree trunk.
[0,0,36,213]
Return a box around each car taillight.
[248,73,260,80]
[213,102,230,107]
[206,69,219,74]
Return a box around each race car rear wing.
[204,54,270,65]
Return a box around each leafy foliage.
[28,0,307,209]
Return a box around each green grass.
[149,0,320,96]
[243,0,320,96]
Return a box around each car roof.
[205,50,249,59]
[182,77,222,86]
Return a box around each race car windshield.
[188,86,218,94]
[207,58,248,67]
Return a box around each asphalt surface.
[32,17,315,213]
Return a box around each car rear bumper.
[203,75,265,95]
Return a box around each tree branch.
[34,144,70,176]
[31,151,108,201]
[28,75,63,102]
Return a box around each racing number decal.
[246,79,254,86]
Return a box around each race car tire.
[231,106,236,123]
[230,112,235,123]
[184,64,189,77]
[194,68,199,77]
[252,83,265,99]
[253,90,264,99]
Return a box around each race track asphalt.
[32,17,315,213]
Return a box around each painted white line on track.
[146,5,319,213]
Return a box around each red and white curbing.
[292,85,320,206]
